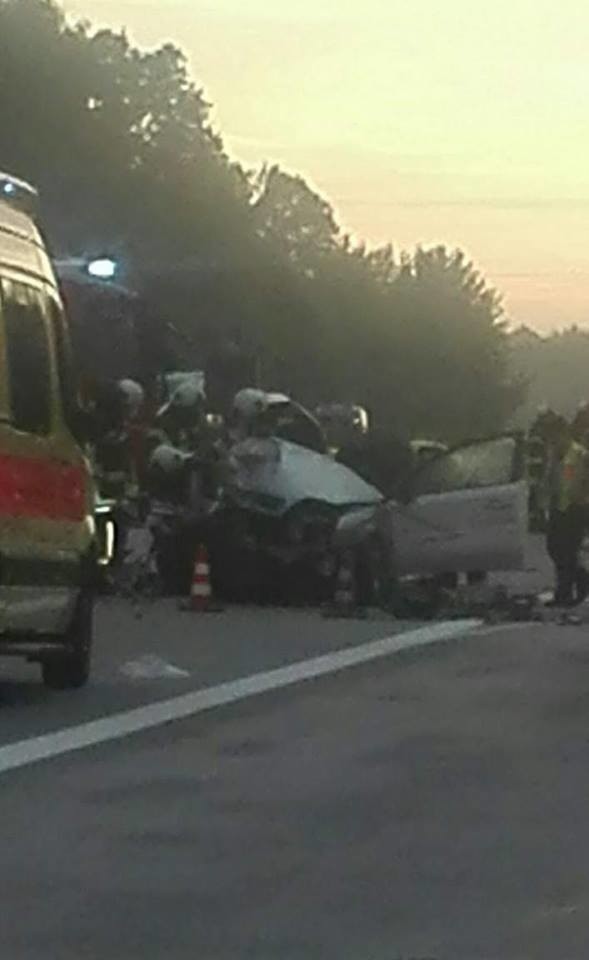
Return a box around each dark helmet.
[571,402,589,442]
[530,406,562,439]
[543,413,569,444]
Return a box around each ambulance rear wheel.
[42,590,94,690]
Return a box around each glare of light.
[97,519,116,566]
[105,520,116,563]
[2,181,16,196]
[87,257,117,280]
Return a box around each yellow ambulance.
[0,172,96,687]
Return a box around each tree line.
[0,0,524,441]
[509,326,589,427]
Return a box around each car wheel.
[42,590,94,690]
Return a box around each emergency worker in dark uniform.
[545,415,589,606]
[527,406,562,531]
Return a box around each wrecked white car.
[214,434,382,601]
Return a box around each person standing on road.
[545,417,589,607]
[528,406,561,532]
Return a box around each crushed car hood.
[228,438,383,514]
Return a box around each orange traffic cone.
[187,544,224,613]
[191,544,211,610]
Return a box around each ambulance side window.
[1,280,51,435]
[44,295,81,437]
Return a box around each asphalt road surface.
[2,556,589,957]
[0,601,418,745]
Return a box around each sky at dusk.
[63,0,589,332]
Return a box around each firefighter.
[229,388,267,443]
[527,406,561,531]
[92,378,144,499]
[545,416,589,606]
[119,378,147,496]
[571,402,589,450]
[156,373,207,449]
[149,377,223,593]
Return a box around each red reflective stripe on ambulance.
[0,455,86,521]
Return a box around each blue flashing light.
[86,257,117,280]
[0,173,38,215]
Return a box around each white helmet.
[149,444,192,475]
[118,379,144,418]
[158,371,206,418]
[171,379,205,409]
[233,388,267,421]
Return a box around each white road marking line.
[474,621,539,637]
[0,618,481,775]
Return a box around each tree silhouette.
[0,0,524,440]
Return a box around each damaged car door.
[391,435,528,576]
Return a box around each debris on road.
[119,654,190,681]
